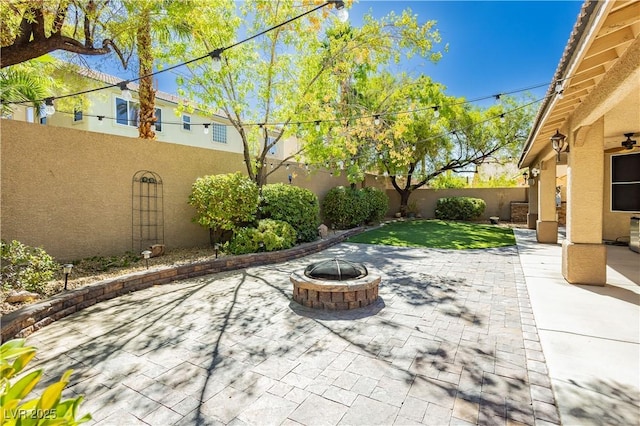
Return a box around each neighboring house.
[519,0,639,285]
[4,67,292,161]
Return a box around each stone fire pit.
[290,258,381,310]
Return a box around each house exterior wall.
[0,120,348,261]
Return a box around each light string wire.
[46,82,553,133]
[0,1,335,105]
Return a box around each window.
[611,152,640,212]
[154,108,162,132]
[73,107,83,122]
[39,105,46,124]
[182,114,191,131]
[116,97,139,127]
[212,123,226,143]
[26,107,35,123]
[267,136,277,155]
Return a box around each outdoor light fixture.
[97,115,104,125]
[374,115,380,126]
[433,106,440,118]
[44,98,55,116]
[499,114,505,123]
[621,133,637,150]
[330,0,348,22]
[142,250,152,269]
[214,243,220,259]
[119,82,133,101]
[555,82,564,99]
[63,264,73,290]
[203,123,210,134]
[209,49,223,72]
[315,121,321,131]
[522,171,529,185]
[550,129,567,162]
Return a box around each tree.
[167,2,445,187]
[306,71,535,214]
[0,64,49,116]
[0,0,124,68]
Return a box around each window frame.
[182,114,191,131]
[211,123,227,143]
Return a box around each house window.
[116,97,139,127]
[182,114,191,131]
[267,136,277,155]
[212,123,226,143]
[154,108,162,132]
[39,106,46,124]
[26,107,35,123]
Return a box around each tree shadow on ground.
[27,242,537,425]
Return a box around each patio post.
[527,177,539,229]
[536,159,558,243]
[562,120,606,285]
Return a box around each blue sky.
[345,1,583,102]
[98,1,584,105]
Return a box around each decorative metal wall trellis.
[132,170,164,252]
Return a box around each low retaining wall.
[1,228,363,342]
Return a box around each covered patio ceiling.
[520,0,640,168]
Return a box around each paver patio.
[24,242,558,425]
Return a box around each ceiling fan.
[605,132,637,153]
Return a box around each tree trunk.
[399,189,411,215]
[137,9,156,140]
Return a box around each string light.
[315,121,320,131]
[209,49,223,72]
[331,0,349,22]
[44,98,55,116]
[433,106,439,118]
[374,115,380,126]
[119,82,133,101]
[97,115,104,125]
[203,123,210,134]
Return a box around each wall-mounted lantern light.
[550,129,567,162]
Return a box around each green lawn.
[346,219,516,249]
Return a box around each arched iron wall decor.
[132,170,164,252]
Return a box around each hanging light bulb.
[374,115,380,126]
[203,124,210,134]
[44,98,55,116]
[433,106,440,118]
[209,49,223,72]
[494,94,502,103]
[119,82,132,101]
[97,115,104,125]
[286,164,290,170]
[383,171,389,177]
[332,1,349,22]
[315,121,320,132]
[499,114,505,123]
[555,82,564,99]
[412,145,416,151]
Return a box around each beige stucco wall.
[385,187,527,220]
[0,120,349,261]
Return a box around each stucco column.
[527,178,539,229]
[536,159,558,243]
[562,121,606,285]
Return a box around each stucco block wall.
[0,120,349,261]
[386,187,527,220]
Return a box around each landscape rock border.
[1,227,364,342]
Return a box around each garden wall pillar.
[536,159,558,243]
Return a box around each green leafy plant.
[1,240,59,294]
[321,186,369,230]
[360,187,389,223]
[225,219,297,255]
[1,339,91,425]
[435,197,486,221]
[188,173,259,245]
[259,184,320,242]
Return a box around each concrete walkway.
[515,228,640,426]
[21,230,638,425]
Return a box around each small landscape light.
[142,250,152,269]
[63,264,73,290]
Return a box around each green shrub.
[1,240,59,294]
[259,184,320,242]
[321,187,363,229]
[225,219,297,255]
[361,187,389,223]
[435,197,486,221]
[1,339,92,425]
[188,173,259,245]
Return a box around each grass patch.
[347,219,515,249]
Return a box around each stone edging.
[1,227,365,342]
